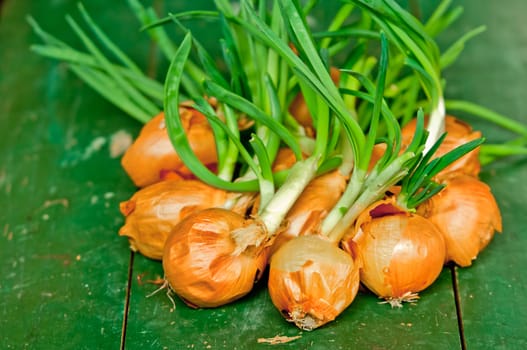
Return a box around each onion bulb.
[418,175,502,267]
[162,208,268,308]
[121,106,218,187]
[401,115,482,179]
[119,179,228,260]
[270,170,348,255]
[344,198,446,307]
[272,148,299,172]
[268,235,361,330]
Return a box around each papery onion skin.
[346,199,446,302]
[368,143,387,172]
[418,175,502,267]
[401,115,482,179]
[268,235,361,331]
[121,107,218,187]
[270,170,348,255]
[163,208,268,308]
[119,179,228,260]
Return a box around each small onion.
[401,115,482,179]
[268,235,361,330]
[121,107,218,187]
[368,143,387,172]
[344,198,446,306]
[418,175,502,267]
[272,148,299,172]
[270,170,348,255]
[119,179,228,260]
[163,208,268,308]
[288,67,340,136]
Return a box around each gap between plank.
[450,265,467,350]
[120,252,135,350]
[120,0,165,347]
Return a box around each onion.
[288,67,341,136]
[121,106,218,187]
[268,234,361,330]
[162,208,268,308]
[368,143,387,172]
[119,179,228,260]
[418,175,502,267]
[270,170,348,255]
[272,148,299,172]
[401,115,482,179]
[344,198,446,307]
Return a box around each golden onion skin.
[401,115,482,180]
[163,208,268,308]
[268,235,361,331]
[119,179,228,260]
[349,200,446,303]
[418,175,502,267]
[121,108,218,188]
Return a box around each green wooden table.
[1,1,526,349]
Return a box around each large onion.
[344,198,446,306]
[268,235,361,330]
[162,208,268,308]
[418,174,502,267]
[121,107,218,187]
[119,179,228,260]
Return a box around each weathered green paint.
[0,1,143,348]
[1,1,526,349]
[438,1,527,348]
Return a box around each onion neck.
[230,156,320,253]
[259,156,320,235]
[320,168,365,235]
[326,152,415,243]
[424,96,445,154]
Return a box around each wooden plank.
[1,0,461,348]
[125,255,460,349]
[0,0,150,347]
[3,0,526,349]
[438,1,527,348]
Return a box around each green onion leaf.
[164,32,258,192]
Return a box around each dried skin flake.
[40,198,70,210]
[82,136,107,160]
[110,130,133,158]
[257,335,302,344]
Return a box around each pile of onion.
[33,0,519,335]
